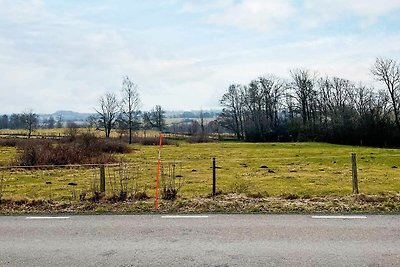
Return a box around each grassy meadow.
[1,140,400,202]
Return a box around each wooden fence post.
[100,165,106,193]
[352,153,359,194]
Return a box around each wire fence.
[0,152,399,202]
[0,161,187,201]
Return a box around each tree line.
[0,113,63,130]
[218,57,400,146]
[2,57,399,147]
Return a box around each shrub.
[133,191,149,200]
[16,134,130,166]
[0,138,19,147]
[161,163,184,200]
[187,135,214,143]
[132,136,171,146]
[101,138,131,154]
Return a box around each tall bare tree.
[120,76,141,144]
[371,57,400,131]
[242,76,285,140]
[96,93,119,138]
[219,84,245,140]
[22,110,38,138]
[199,110,205,136]
[290,69,317,135]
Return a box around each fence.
[0,152,399,202]
[0,161,186,202]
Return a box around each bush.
[0,138,20,147]
[101,138,131,153]
[16,134,131,166]
[131,136,171,146]
[187,135,214,143]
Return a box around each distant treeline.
[0,113,62,130]
[218,58,400,147]
[3,58,399,147]
[169,111,219,119]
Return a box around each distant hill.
[39,111,94,123]
[52,110,94,121]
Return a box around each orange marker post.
[154,133,163,210]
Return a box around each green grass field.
[1,141,399,202]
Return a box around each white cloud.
[302,0,400,28]
[0,1,399,113]
[182,0,400,32]
[181,0,234,13]
[305,0,400,17]
[0,0,46,24]
[204,0,296,32]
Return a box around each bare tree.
[242,76,285,140]
[85,115,98,132]
[44,115,56,129]
[121,76,141,144]
[290,69,317,135]
[143,105,166,132]
[55,115,63,128]
[0,115,9,129]
[22,110,38,138]
[95,93,119,138]
[371,57,400,131]
[199,110,205,136]
[219,84,245,140]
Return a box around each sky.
[0,0,399,114]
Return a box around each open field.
[0,128,162,139]
[128,141,400,197]
[1,141,399,203]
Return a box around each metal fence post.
[212,157,216,196]
[352,153,359,194]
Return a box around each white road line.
[312,215,367,219]
[26,217,70,220]
[161,215,209,219]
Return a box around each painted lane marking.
[312,216,367,219]
[162,215,209,219]
[26,217,70,220]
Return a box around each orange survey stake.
[154,133,163,210]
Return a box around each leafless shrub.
[187,135,214,143]
[64,122,79,140]
[131,136,171,146]
[0,138,20,147]
[90,168,102,202]
[133,191,149,200]
[161,162,184,200]
[107,163,146,202]
[101,138,131,153]
[16,134,130,166]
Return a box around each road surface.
[0,214,399,266]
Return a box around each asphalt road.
[0,214,399,266]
